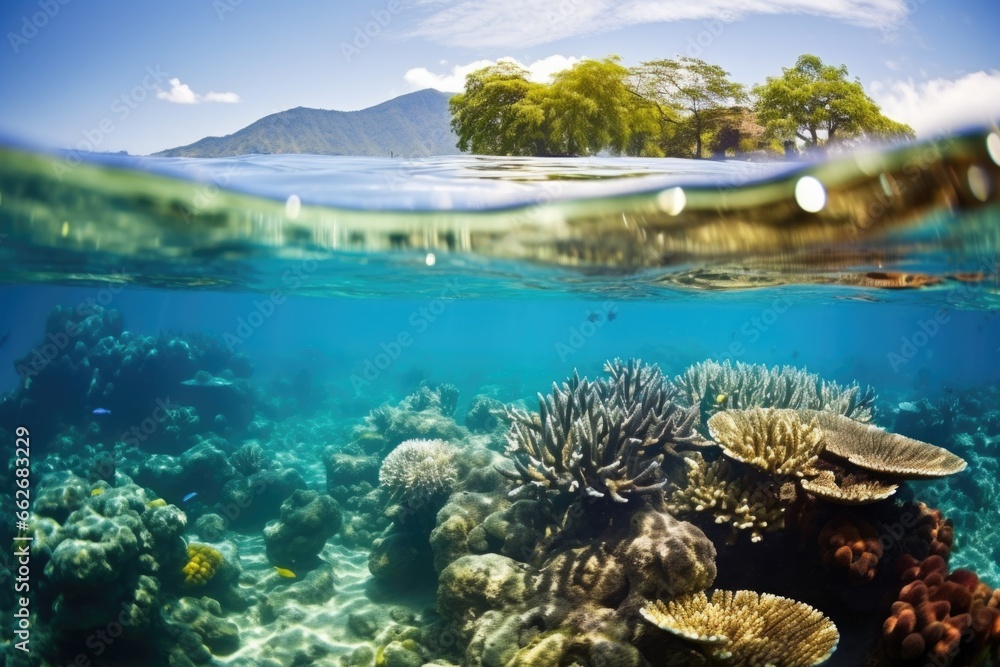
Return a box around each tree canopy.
[752,54,915,147]
[449,53,914,158]
[630,57,747,158]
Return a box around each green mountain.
[153,89,460,158]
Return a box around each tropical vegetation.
[449,54,914,158]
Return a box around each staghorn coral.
[379,438,459,504]
[799,469,899,505]
[641,589,840,667]
[818,514,884,585]
[501,358,706,506]
[707,407,823,477]
[882,554,1000,665]
[183,544,224,587]
[667,453,788,544]
[674,359,876,424]
[802,410,967,479]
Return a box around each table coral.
[707,407,823,477]
[641,589,840,666]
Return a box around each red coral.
[882,556,1000,665]
[818,514,884,585]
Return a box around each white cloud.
[870,71,1000,136]
[157,78,240,105]
[405,0,910,48]
[404,55,580,92]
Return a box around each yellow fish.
[91,488,104,496]
[715,393,727,404]
[147,498,167,508]
[274,567,296,579]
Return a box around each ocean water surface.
[1,130,999,667]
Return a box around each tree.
[752,54,915,148]
[630,57,747,158]
[449,57,660,157]
[449,60,547,155]
[542,57,637,156]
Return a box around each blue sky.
[1,0,998,155]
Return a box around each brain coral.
[379,438,459,504]
[183,544,224,587]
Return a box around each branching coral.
[641,589,840,666]
[674,359,876,423]
[501,358,706,505]
[666,454,789,544]
[378,438,459,504]
[707,408,823,477]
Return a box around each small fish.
[92,408,111,415]
[607,310,617,321]
[147,498,167,508]
[274,567,297,579]
[587,311,604,323]
[715,393,727,405]
[182,492,198,503]
[0,332,9,349]
[91,488,104,497]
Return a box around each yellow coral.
[641,589,840,666]
[183,544,223,586]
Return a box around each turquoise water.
[1,131,999,666]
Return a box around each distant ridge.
[153,89,460,158]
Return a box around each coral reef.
[263,489,343,570]
[805,410,968,479]
[818,514,884,585]
[882,554,1000,665]
[437,508,717,666]
[324,447,380,492]
[667,453,790,543]
[184,544,225,587]
[501,359,705,508]
[215,466,307,530]
[229,442,271,476]
[674,359,877,424]
[707,407,823,477]
[379,439,460,505]
[641,589,839,667]
[30,480,190,664]
[359,385,470,452]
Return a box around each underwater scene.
[1,129,1000,667]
